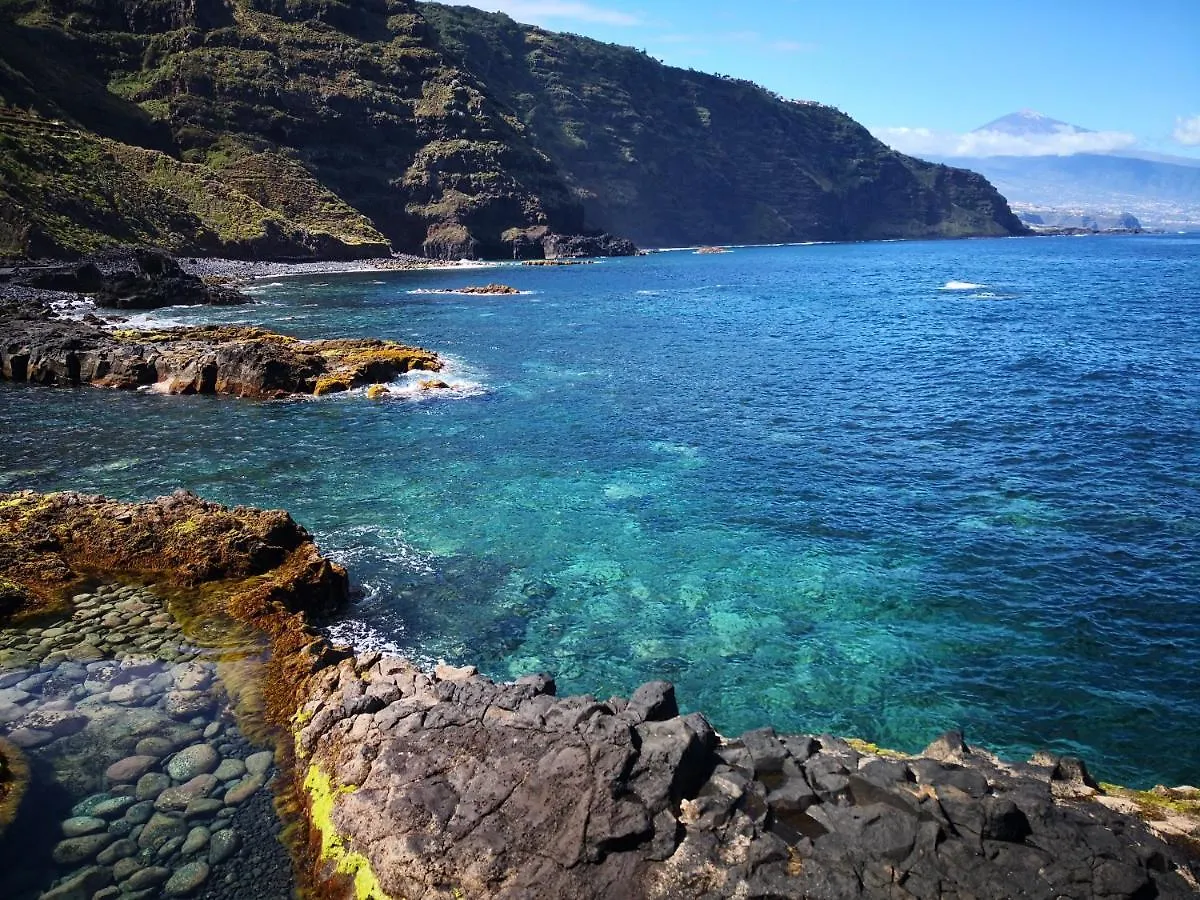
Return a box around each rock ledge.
[296,655,1200,900]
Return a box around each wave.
[940,281,987,291]
[325,524,439,577]
[120,311,191,330]
[405,288,531,297]
[241,281,287,294]
[318,353,490,403]
[49,296,99,321]
[376,371,489,402]
[324,618,407,656]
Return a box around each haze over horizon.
[446,0,1200,161]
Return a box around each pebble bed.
[0,583,295,899]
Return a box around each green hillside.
[0,0,1025,260]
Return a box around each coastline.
[0,491,1197,899]
[177,256,505,284]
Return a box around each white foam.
[326,526,439,577]
[940,281,987,291]
[324,619,407,656]
[379,370,489,402]
[120,311,189,330]
[49,296,99,321]
[242,281,287,294]
[331,353,490,404]
[405,288,531,296]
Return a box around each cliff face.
[420,3,1025,246]
[0,0,1025,260]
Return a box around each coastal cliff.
[420,3,1026,247]
[0,0,1024,260]
[0,492,1196,899]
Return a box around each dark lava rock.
[14,249,249,309]
[299,657,1200,899]
[0,299,440,399]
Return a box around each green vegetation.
[0,0,1023,259]
[420,2,1024,246]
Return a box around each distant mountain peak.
[976,111,1091,137]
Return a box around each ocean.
[2,234,1197,788]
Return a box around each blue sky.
[447,0,1200,159]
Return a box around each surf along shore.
[0,490,1197,900]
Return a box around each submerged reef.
[0,298,441,400]
[1,491,1197,899]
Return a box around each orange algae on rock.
[0,737,28,836]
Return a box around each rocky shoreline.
[0,248,444,400]
[0,304,442,400]
[0,491,1197,899]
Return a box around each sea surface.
[2,235,1198,788]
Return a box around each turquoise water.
[2,235,1198,788]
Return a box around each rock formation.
[0,297,441,399]
[12,248,249,309]
[297,658,1200,900]
[445,284,521,295]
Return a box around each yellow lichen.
[314,375,352,397]
[1099,783,1200,819]
[846,738,910,760]
[365,384,388,400]
[304,765,391,900]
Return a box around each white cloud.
[767,39,818,54]
[454,1,641,26]
[872,125,1138,158]
[1174,114,1200,146]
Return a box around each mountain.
[419,3,1022,248]
[976,109,1089,137]
[0,0,1025,260]
[926,111,1200,228]
[937,153,1200,228]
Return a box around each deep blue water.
[2,235,1198,788]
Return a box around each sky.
[445,0,1200,160]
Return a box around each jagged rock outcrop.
[13,248,248,308]
[0,0,1024,260]
[0,298,440,398]
[298,656,1200,900]
[0,490,345,612]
